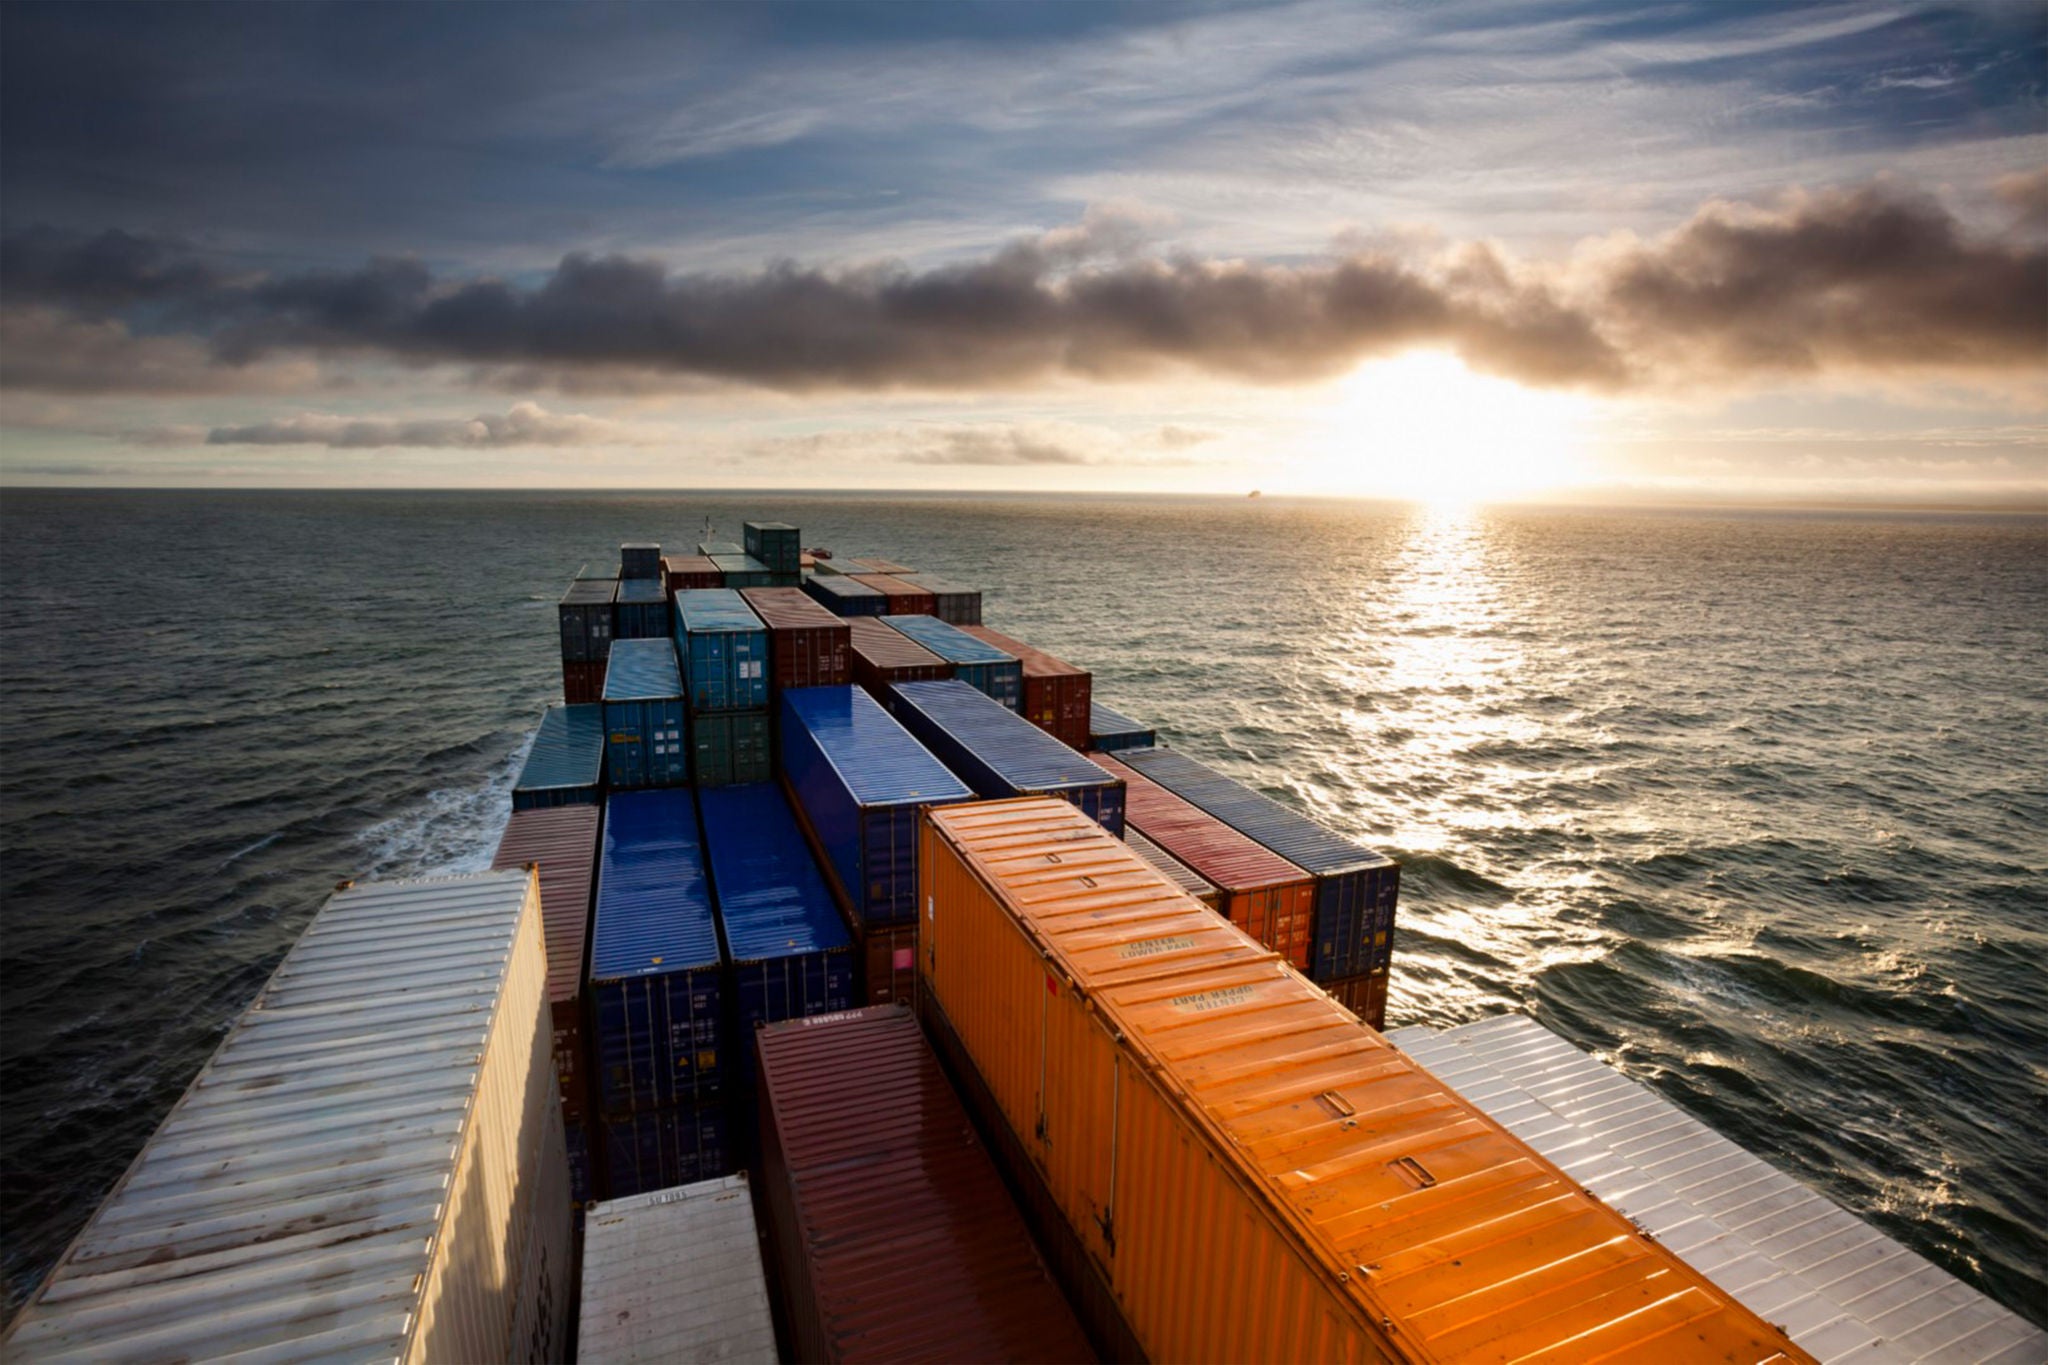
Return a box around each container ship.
[5,520,2041,1364]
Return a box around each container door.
[1037,980,1121,1269]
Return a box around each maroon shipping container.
[756,1006,1097,1365]
[849,574,935,616]
[562,659,606,705]
[857,922,917,1007]
[740,586,852,689]
[847,616,954,702]
[664,554,722,595]
[1123,828,1220,909]
[846,557,915,575]
[1091,752,1316,971]
[1323,970,1390,1030]
[490,804,602,1123]
[961,625,1092,750]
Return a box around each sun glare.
[1301,351,1595,506]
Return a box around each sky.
[0,0,2042,503]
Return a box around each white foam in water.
[351,731,532,880]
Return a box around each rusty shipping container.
[740,586,852,689]
[849,573,936,616]
[1122,827,1219,908]
[898,572,982,625]
[962,624,1091,749]
[917,799,1810,1365]
[664,554,723,594]
[492,804,603,1129]
[1091,751,1316,972]
[846,615,953,701]
[755,1005,1097,1365]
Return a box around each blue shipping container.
[779,686,973,928]
[699,784,855,1073]
[590,789,725,1114]
[1089,701,1156,752]
[1117,746,1400,980]
[674,590,769,712]
[692,710,772,788]
[511,703,607,811]
[881,616,1023,710]
[885,680,1125,837]
[599,1102,729,1199]
[602,639,689,789]
[801,574,888,618]
[620,543,663,580]
[615,576,670,639]
[559,577,617,663]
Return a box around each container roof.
[580,1174,778,1365]
[511,703,606,796]
[1119,745,1392,876]
[492,803,602,1004]
[603,638,683,702]
[699,784,850,965]
[591,789,719,979]
[883,614,1016,665]
[678,589,767,633]
[889,679,1115,792]
[779,686,972,808]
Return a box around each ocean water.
[2,489,2044,1326]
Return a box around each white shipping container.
[3,869,572,1364]
[578,1173,777,1364]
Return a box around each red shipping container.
[663,554,722,595]
[562,658,606,705]
[961,625,1091,749]
[739,587,851,689]
[848,573,935,616]
[857,922,917,1007]
[490,805,602,1123]
[1091,752,1316,970]
[846,616,953,702]
[756,1005,1097,1365]
[1323,970,1390,1030]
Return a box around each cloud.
[0,306,324,395]
[897,428,1095,466]
[749,420,1209,469]
[195,401,653,449]
[1994,168,2048,235]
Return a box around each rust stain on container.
[850,573,937,616]
[961,624,1092,749]
[919,798,1813,1365]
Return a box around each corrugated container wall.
[492,804,604,1132]
[560,576,618,664]
[739,586,852,689]
[917,799,1808,1365]
[614,576,670,639]
[691,709,771,788]
[898,572,982,625]
[663,554,723,594]
[2,871,572,1365]
[1087,701,1154,752]
[743,520,802,575]
[801,574,888,617]
[620,543,663,580]
[845,615,953,701]
[754,1006,1097,1365]
[884,680,1124,836]
[602,639,689,789]
[880,614,1023,710]
[674,589,769,712]
[1123,827,1219,908]
[848,572,935,616]
[598,1106,729,1205]
[962,624,1091,749]
[511,702,607,810]
[578,1175,778,1365]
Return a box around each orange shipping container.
[918,798,1810,1365]
[960,624,1091,749]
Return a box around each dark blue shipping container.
[881,616,1023,710]
[590,790,725,1114]
[598,1102,729,1199]
[566,1118,595,1207]
[614,576,670,639]
[699,784,855,1074]
[1089,701,1156,752]
[801,574,888,618]
[692,709,772,788]
[602,639,689,788]
[884,680,1125,836]
[674,590,770,712]
[511,703,607,810]
[558,577,617,663]
[779,687,973,928]
[1117,746,1400,981]
[620,543,663,580]
[743,520,802,574]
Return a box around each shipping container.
[621,542,663,580]
[777,686,973,927]
[691,709,772,787]
[801,572,889,617]
[1118,746,1399,982]
[698,540,745,557]
[566,1118,595,1207]
[579,1174,778,1365]
[710,553,776,589]
[845,556,915,574]
[1087,701,1154,752]
[674,589,770,712]
[845,614,954,700]
[755,1005,1097,1365]
[1122,827,1219,908]
[962,624,1091,748]
[598,1102,730,1201]
[743,520,802,575]
[492,803,603,1129]
[3,871,573,1365]
[918,799,1805,1365]
[809,557,851,575]
[739,586,852,689]
[1091,750,1317,971]
[602,638,690,789]
[564,658,607,705]
[883,680,1124,836]
[663,554,723,594]
[853,921,918,1007]
[898,571,983,625]
[1323,970,1389,1028]
[880,614,1023,709]
[848,572,936,616]
[511,702,607,810]
[590,789,725,1114]
[700,784,855,1073]
[614,575,670,639]
[560,575,619,663]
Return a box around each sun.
[1299,351,1595,505]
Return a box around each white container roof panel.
[578,1173,777,1364]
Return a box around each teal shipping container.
[620,543,663,580]
[743,520,802,574]
[674,589,770,712]
[603,639,689,788]
[698,541,745,557]
[692,710,772,787]
[511,703,607,810]
[882,615,1023,710]
[710,554,776,589]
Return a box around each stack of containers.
[511,703,606,810]
[884,680,1125,836]
[898,572,982,625]
[697,541,745,556]
[1088,701,1154,752]
[663,554,722,595]
[800,573,888,617]
[492,804,604,1205]
[602,638,690,790]
[699,784,855,1079]
[674,589,771,786]
[1123,828,1220,909]
[846,615,953,702]
[742,520,802,580]
[849,573,935,616]
[620,543,663,580]
[711,554,776,589]
[754,1006,1098,1365]
[882,615,1023,710]
[588,789,728,1198]
[558,574,617,704]
[614,576,670,639]
[1091,750,1315,971]
[738,587,851,690]
[1118,745,1399,1026]
[777,686,973,1005]
[577,1175,778,1364]
[962,624,1091,749]
[846,557,915,574]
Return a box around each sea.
[2,489,2044,1326]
